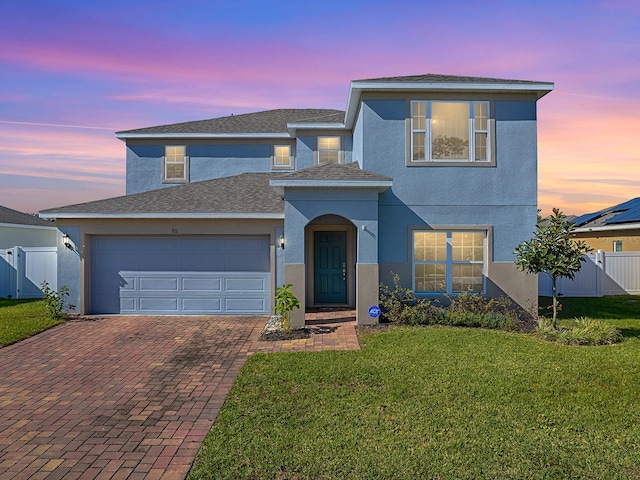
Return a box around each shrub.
[379,274,443,325]
[535,317,622,346]
[444,291,520,331]
[41,281,75,320]
[274,284,301,333]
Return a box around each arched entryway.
[305,214,357,308]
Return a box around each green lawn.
[541,295,640,321]
[0,299,63,347]
[189,298,640,480]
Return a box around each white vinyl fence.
[0,247,57,299]
[539,250,640,297]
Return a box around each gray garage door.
[90,236,270,315]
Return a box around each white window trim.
[162,145,189,183]
[412,229,486,294]
[316,135,343,165]
[272,144,294,169]
[409,100,492,165]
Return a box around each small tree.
[274,284,301,333]
[514,208,593,327]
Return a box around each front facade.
[41,74,553,326]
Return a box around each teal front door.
[314,231,347,304]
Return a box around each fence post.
[595,250,605,297]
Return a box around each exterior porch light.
[62,234,72,249]
[279,234,285,250]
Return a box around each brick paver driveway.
[0,315,267,480]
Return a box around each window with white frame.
[317,136,341,164]
[163,145,188,182]
[410,101,490,163]
[613,240,623,252]
[413,230,485,293]
[273,145,293,169]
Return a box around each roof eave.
[573,223,640,233]
[269,179,392,197]
[286,122,347,136]
[115,132,292,140]
[39,212,285,220]
[344,81,555,128]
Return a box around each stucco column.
[356,263,379,325]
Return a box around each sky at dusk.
[1,0,638,216]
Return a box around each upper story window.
[410,101,491,164]
[272,145,294,169]
[317,136,341,164]
[163,145,189,183]
[413,230,485,294]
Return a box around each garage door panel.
[138,276,179,291]
[182,277,222,292]
[225,277,266,292]
[225,297,267,313]
[182,298,222,313]
[91,236,271,315]
[139,297,179,312]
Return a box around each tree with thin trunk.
[514,208,593,327]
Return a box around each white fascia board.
[573,223,640,233]
[286,122,347,136]
[345,81,554,128]
[0,222,56,231]
[39,212,285,220]
[115,132,291,140]
[270,180,392,194]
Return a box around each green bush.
[378,274,443,325]
[535,317,622,346]
[444,291,520,331]
[274,283,301,333]
[41,281,75,320]
[379,277,519,331]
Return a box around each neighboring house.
[0,205,58,299]
[0,205,57,249]
[40,74,553,327]
[572,197,640,252]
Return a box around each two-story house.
[41,74,553,327]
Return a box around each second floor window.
[411,101,490,163]
[273,145,293,169]
[317,136,341,164]
[164,145,188,183]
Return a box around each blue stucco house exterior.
[41,74,553,327]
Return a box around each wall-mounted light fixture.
[62,234,72,249]
[279,234,285,250]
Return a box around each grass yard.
[0,298,63,347]
[541,294,640,321]
[190,298,640,480]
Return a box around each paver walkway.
[0,313,359,479]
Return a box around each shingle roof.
[277,161,392,181]
[354,73,552,85]
[40,173,284,217]
[0,205,53,226]
[574,197,640,228]
[117,109,345,136]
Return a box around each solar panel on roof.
[604,206,640,224]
